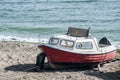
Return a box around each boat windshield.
[76,42,93,49]
[60,40,74,48]
[48,38,59,45]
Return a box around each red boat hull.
[39,45,116,67]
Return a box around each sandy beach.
[0,41,120,80]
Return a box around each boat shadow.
[4,63,120,80]
[84,70,120,80]
[4,62,92,72]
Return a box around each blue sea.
[0,0,120,45]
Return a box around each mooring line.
[0,66,39,80]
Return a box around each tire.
[35,53,45,72]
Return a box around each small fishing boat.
[35,27,116,71]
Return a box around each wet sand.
[0,41,120,80]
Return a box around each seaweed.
[117,49,120,54]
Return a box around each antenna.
[33,0,37,27]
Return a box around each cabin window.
[99,37,111,47]
[49,38,59,45]
[60,40,74,48]
[76,42,93,49]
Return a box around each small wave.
[116,44,120,49]
[1,26,65,34]
[99,19,120,23]
[112,42,120,49]
[0,35,49,43]
[39,19,89,24]
[59,0,98,3]
[35,0,98,3]
[0,0,98,4]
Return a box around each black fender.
[35,53,46,72]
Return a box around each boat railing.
[38,34,49,44]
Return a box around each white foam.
[116,44,120,49]
[112,41,120,49]
[0,35,49,43]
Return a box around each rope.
[0,66,39,80]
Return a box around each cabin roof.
[53,34,96,41]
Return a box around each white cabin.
[47,34,116,54]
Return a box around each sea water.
[0,0,120,45]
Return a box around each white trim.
[45,44,116,55]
